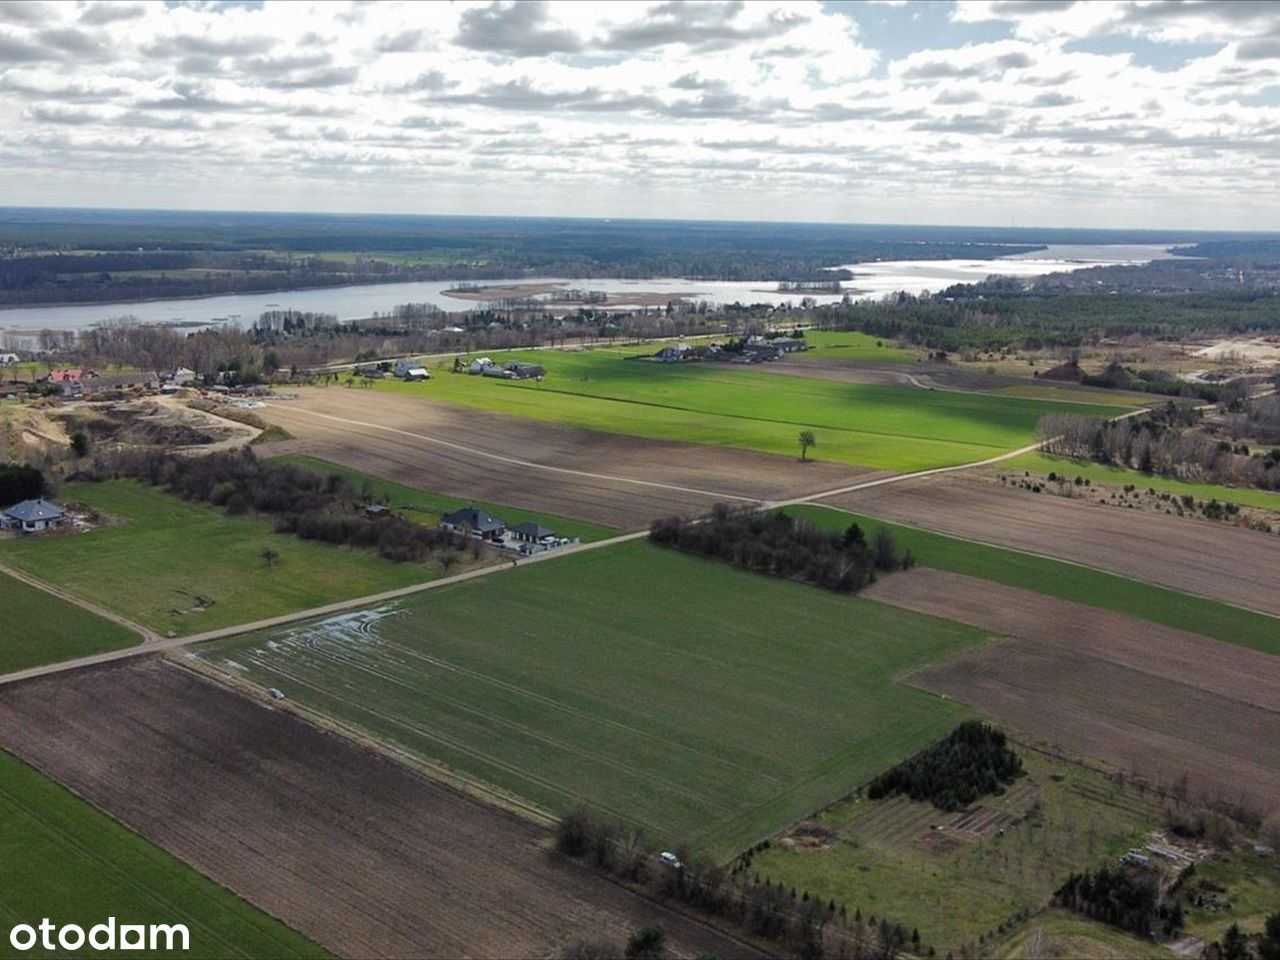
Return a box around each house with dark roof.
[510,521,557,545]
[440,506,506,541]
[2,498,66,534]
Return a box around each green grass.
[750,749,1160,953]
[785,504,1280,656]
[1181,847,1280,941]
[795,330,915,363]
[997,383,1162,408]
[0,750,327,959]
[353,345,1130,471]
[990,910,1173,959]
[0,481,449,637]
[196,541,989,858]
[0,572,137,674]
[1007,452,1280,513]
[268,454,619,542]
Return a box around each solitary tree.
[624,923,666,960]
[798,430,817,461]
[261,547,279,568]
[69,430,91,458]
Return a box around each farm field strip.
[820,473,1280,620]
[0,568,141,673]
[195,541,988,857]
[364,344,1130,471]
[785,503,1280,655]
[0,660,758,960]
[0,749,326,959]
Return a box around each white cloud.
[0,0,1274,227]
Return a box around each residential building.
[440,506,506,540]
[2,498,66,534]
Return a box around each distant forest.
[0,206,1257,307]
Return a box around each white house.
[0,353,19,366]
[170,366,197,385]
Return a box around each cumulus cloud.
[0,0,1275,227]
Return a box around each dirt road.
[0,659,765,960]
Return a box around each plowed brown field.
[867,569,1280,817]
[826,474,1280,616]
[0,659,764,960]
[264,390,876,530]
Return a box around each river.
[0,244,1177,337]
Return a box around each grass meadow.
[0,750,327,959]
[749,748,1160,953]
[785,504,1280,656]
[196,540,988,858]
[361,345,1129,471]
[0,572,138,673]
[0,481,450,637]
[1006,451,1280,513]
[267,454,619,542]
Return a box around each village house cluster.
[654,333,807,364]
[439,505,575,556]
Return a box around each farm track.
[872,569,1280,817]
[0,659,767,960]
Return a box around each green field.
[357,345,1129,471]
[785,504,1280,656]
[196,541,988,857]
[750,749,1159,953]
[268,455,619,542]
[0,750,327,959]
[0,572,138,674]
[989,910,1172,959]
[794,330,915,363]
[1006,451,1280,513]
[0,481,452,637]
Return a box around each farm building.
[82,371,160,394]
[504,361,545,380]
[365,504,391,519]
[45,368,96,386]
[440,506,506,540]
[0,353,19,366]
[655,344,692,362]
[2,498,66,534]
[169,366,197,385]
[393,358,430,378]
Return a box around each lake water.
[0,243,1177,337]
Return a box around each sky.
[1,0,1278,229]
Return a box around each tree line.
[1039,405,1280,493]
[97,449,471,564]
[649,507,912,593]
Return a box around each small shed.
[401,367,430,381]
[2,498,67,534]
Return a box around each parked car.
[659,851,681,869]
